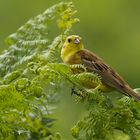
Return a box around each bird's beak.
[74,38,80,44]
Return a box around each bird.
[61,35,140,101]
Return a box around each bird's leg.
[71,87,83,97]
[71,87,80,96]
[71,86,88,99]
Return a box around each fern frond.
[39,35,63,63]
[0,1,78,139]
[70,64,87,72]
[71,72,101,86]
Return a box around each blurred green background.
[1,0,140,139]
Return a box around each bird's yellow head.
[61,35,84,63]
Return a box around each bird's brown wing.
[77,49,140,100]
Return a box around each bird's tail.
[123,85,140,101]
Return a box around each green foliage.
[71,91,140,140]
[0,1,140,140]
[0,2,78,139]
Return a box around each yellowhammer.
[61,35,140,101]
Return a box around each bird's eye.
[67,38,72,43]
